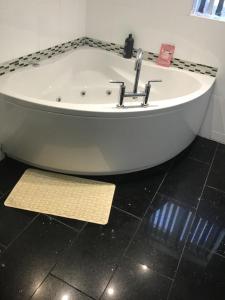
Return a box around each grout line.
[112,206,142,221]
[123,171,169,254]
[46,220,89,287]
[205,185,225,195]
[157,191,197,211]
[198,143,219,201]
[213,251,225,261]
[188,155,210,165]
[166,143,219,300]
[45,214,87,234]
[29,223,86,300]
[79,221,88,233]
[188,140,218,166]
[98,265,120,300]
[0,241,6,249]
[5,214,40,251]
[99,171,169,299]
[50,273,96,300]
[29,263,57,299]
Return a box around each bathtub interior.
[0,48,211,107]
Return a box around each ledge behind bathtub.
[0,36,217,78]
[85,37,217,77]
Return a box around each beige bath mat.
[4,169,115,225]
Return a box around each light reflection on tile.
[126,194,195,277]
[101,257,171,300]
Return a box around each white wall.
[0,0,87,161]
[0,0,86,64]
[86,0,225,143]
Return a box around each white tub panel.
[0,48,215,174]
[0,90,210,175]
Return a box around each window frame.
[191,0,225,22]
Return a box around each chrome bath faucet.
[111,80,162,107]
[110,48,162,108]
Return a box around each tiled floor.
[0,136,224,300]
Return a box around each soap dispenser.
[123,34,134,59]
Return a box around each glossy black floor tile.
[200,186,225,223]
[188,136,217,164]
[31,275,92,300]
[216,237,225,258]
[113,171,166,218]
[186,186,225,258]
[101,257,171,300]
[0,157,27,194]
[0,195,36,246]
[52,208,139,299]
[50,215,86,232]
[90,160,172,186]
[169,251,225,300]
[0,215,77,300]
[0,137,224,300]
[159,157,209,208]
[0,244,5,256]
[126,193,194,278]
[207,144,225,192]
[169,186,225,300]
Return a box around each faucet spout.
[133,48,143,94]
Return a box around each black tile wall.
[50,215,87,232]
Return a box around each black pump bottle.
[123,34,134,59]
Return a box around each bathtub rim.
[0,84,214,119]
[0,47,215,118]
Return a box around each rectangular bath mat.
[4,169,116,225]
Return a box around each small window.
[192,0,225,21]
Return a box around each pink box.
[156,44,175,67]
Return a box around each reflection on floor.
[0,136,225,300]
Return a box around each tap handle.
[109,80,125,86]
[142,80,162,107]
[109,81,126,108]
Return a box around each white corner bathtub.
[0,48,215,175]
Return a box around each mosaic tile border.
[0,36,217,78]
[85,37,218,77]
[0,37,85,77]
